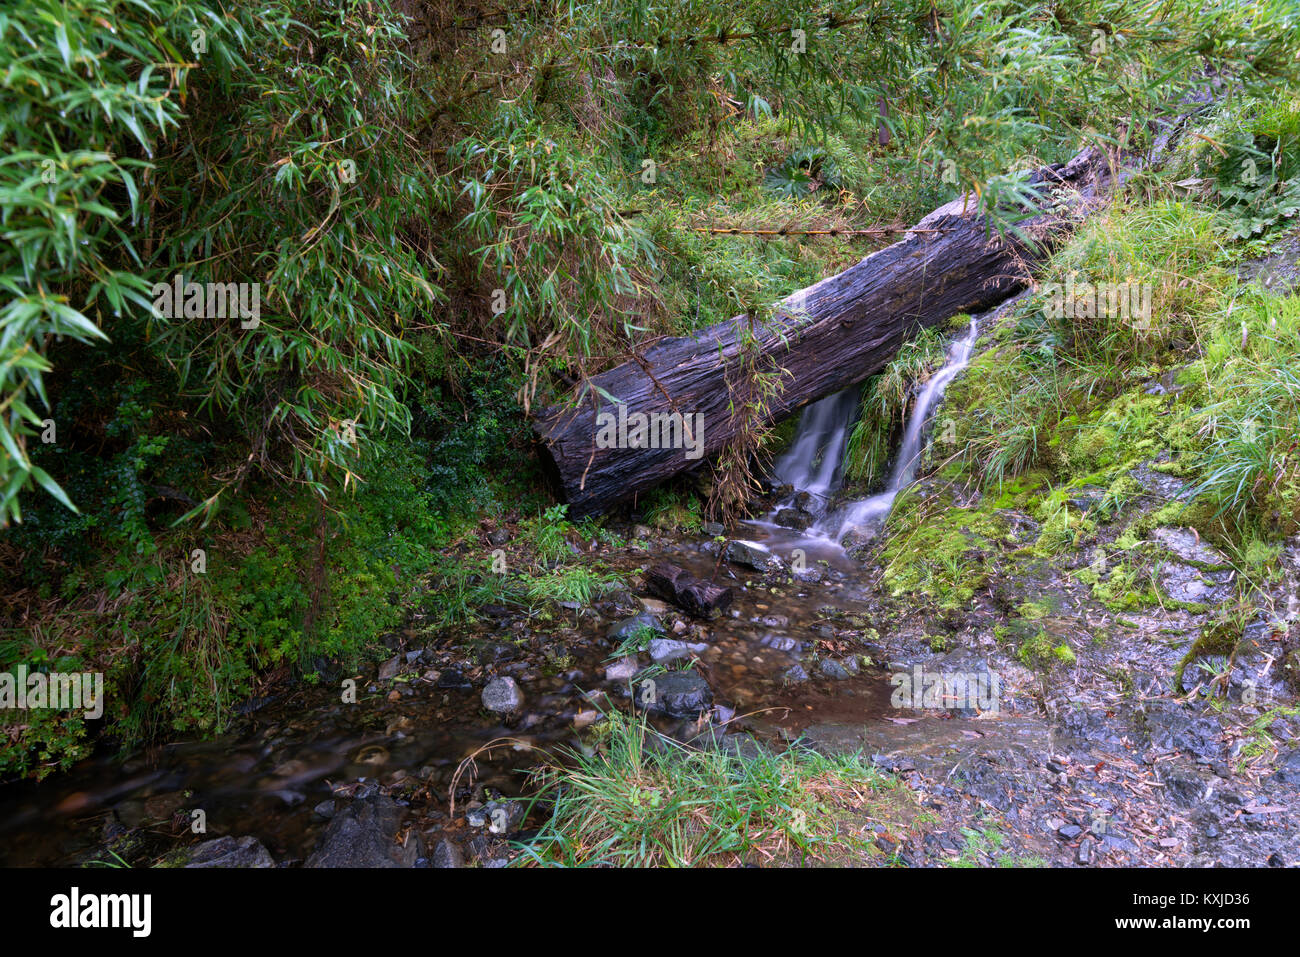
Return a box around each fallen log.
[533,147,1117,516]
[644,562,733,619]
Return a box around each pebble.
[481,676,524,713]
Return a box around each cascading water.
[744,314,981,552]
[769,388,861,514]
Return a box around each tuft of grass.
[519,711,890,867]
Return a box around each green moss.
[880,489,1007,608]
[1018,629,1075,668]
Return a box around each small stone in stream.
[819,658,851,680]
[607,612,663,643]
[306,794,423,868]
[465,805,489,828]
[313,799,336,820]
[761,634,798,652]
[1058,824,1083,840]
[185,836,276,869]
[467,835,509,866]
[436,669,472,690]
[431,839,464,869]
[484,800,526,836]
[774,508,812,531]
[481,676,524,714]
[701,522,725,537]
[725,541,779,572]
[793,564,824,583]
[605,657,639,682]
[782,664,810,684]
[635,670,712,718]
[648,637,708,663]
[476,642,516,665]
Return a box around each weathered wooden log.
[644,562,733,619]
[534,147,1116,516]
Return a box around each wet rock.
[701,521,725,537]
[760,633,799,652]
[1058,823,1083,840]
[774,508,812,531]
[782,664,810,684]
[604,657,639,682]
[635,670,713,718]
[819,659,852,680]
[313,799,337,820]
[1271,748,1300,785]
[792,563,824,583]
[1158,561,1231,605]
[841,524,882,557]
[467,834,510,867]
[431,838,465,868]
[378,656,403,680]
[1161,771,1205,807]
[306,794,423,868]
[481,677,524,714]
[1067,486,1107,515]
[436,669,472,690]
[725,541,779,572]
[483,800,527,836]
[185,836,276,869]
[476,642,516,665]
[607,612,663,643]
[648,637,708,663]
[1150,527,1229,567]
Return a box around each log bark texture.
[643,562,734,619]
[533,147,1116,516]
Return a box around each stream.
[2,297,1297,868]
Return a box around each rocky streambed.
[2,480,1297,867]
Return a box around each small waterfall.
[746,315,980,549]
[817,315,979,540]
[769,388,860,512]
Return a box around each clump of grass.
[521,504,577,567]
[845,325,950,485]
[607,623,660,660]
[519,711,888,867]
[1183,288,1300,533]
[641,486,704,533]
[520,566,621,607]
